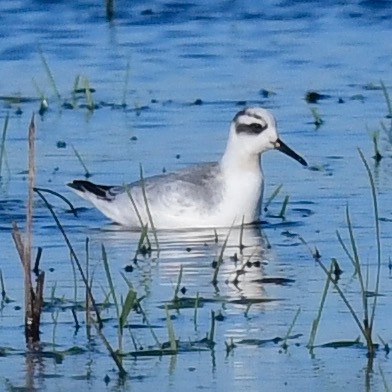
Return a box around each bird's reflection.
[92,223,271,302]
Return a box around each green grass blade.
[101,244,120,321]
[380,81,392,144]
[90,318,127,377]
[32,77,46,101]
[120,271,134,289]
[34,188,103,328]
[119,288,136,332]
[371,130,383,162]
[0,268,11,303]
[0,268,5,301]
[307,261,333,350]
[83,77,94,111]
[239,215,245,252]
[71,75,81,108]
[279,195,289,219]
[193,292,199,330]
[263,184,282,212]
[379,365,391,392]
[346,205,368,322]
[315,257,366,338]
[69,252,78,304]
[134,223,152,258]
[282,307,301,350]
[122,61,130,107]
[33,187,77,216]
[173,265,183,302]
[137,301,161,348]
[310,107,324,127]
[139,164,159,251]
[0,114,9,178]
[208,310,216,343]
[71,144,91,178]
[212,226,233,285]
[39,49,61,102]
[336,230,356,272]
[125,184,146,229]
[358,149,381,332]
[165,305,177,352]
[380,81,392,120]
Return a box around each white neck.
[218,133,264,225]
[221,144,261,173]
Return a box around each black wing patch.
[68,180,114,200]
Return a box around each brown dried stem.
[11,115,45,344]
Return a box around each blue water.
[0,1,392,391]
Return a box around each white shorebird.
[68,107,307,229]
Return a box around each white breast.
[216,166,263,226]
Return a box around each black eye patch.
[236,122,268,135]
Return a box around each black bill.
[274,138,307,166]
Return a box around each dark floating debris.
[214,311,225,321]
[103,374,111,385]
[238,333,302,347]
[350,94,365,102]
[229,298,279,305]
[161,296,204,310]
[252,277,295,286]
[305,91,331,104]
[259,88,276,98]
[0,95,39,104]
[362,83,382,91]
[291,208,314,218]
[315,339,377,350]
[74,87,96,94]
[331,258,343,281]
[141,9,154,16]
[56,141,66,149]
[62,102,74,110]
[236,100,247,106]
[193,98,203,105]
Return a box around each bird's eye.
[236,122,268,135]
[250,123,267,133]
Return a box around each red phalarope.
[68,108,307,229]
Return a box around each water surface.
[1,1,392,391]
